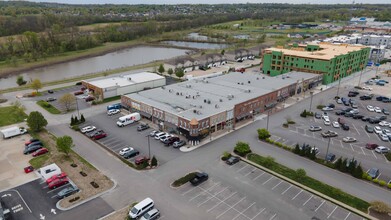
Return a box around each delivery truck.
[1,126,28,139]
[116,113,141,127]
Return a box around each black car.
[365,125,374,133]
[325,153,336,162]
[369,118,381,124]
[376,115,387,121]
[163,136,180,146]
[341,124,350,130]
[362,116,370,122]
[348,91,359,97]
[376,96,386,101]
[383,109,390,115]
[352,114,364,119]
[123,149,140,159]
[57,186,79,199]
[48,90,54,94]
[190,172,208,186]
[327,103,335,108]
[335,110,345,116]
[343,107,353,112]
[344,112,354,118]
[382,98,391,103]
[359,95,372,100]
[314,112,321,119]
[24,145,43,154]
[137,123,150,131]
[226,156,240,165]
[26,141,43,148]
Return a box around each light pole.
[309,91,314,112]
[266,109,271,131]
[357,67,364,87]
[336,76,342,97]
[146,135,151,159]
[75,98,80,118]
[325,137,331,161]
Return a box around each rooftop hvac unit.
[176,92,179,95]
[219,99,223,102]
[204,99,207,103]
[248,81,251,84]
[199,105,203,109]
[127,77,132,81]
[207,100,211,104]
[193,109,197,113]
[256,77,259,80]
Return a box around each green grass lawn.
[29,154,50,169]
[0,106,27,127]
[36,100,61,114]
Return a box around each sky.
[25,0,388,4]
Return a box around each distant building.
[82,72,166,100]
[262,42,370,85]
[121,71,320,144]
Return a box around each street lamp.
[357,67,364,87]
[309,91,314,112]
[75,98,80,118]
[336,76,342,97]
[266,109,271,131]
[325,137,331,161]
[146,135,151,159]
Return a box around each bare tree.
[59,93,75,112]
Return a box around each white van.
[116,113,141,127]
[129,198,154,219]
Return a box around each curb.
[234,152,376,220]
[56,178,117,211]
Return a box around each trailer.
[116,113,141,127]
[1,126,27,139]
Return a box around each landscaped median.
[36,100,61,114]
[171,172,197,187]
[231,141,374,219]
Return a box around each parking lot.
[175,160,363,220]
[78,111,184,166]
[269,80,391,184]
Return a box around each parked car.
[366,143,379,150]
[379,133,389,141]
[379,121,390,127]
[382,97,391,103]
[337,117,345,125]
[74,91,83,95]
[352,114,364,119]
[25,138,40,146]
[140,208,160,220]
[336,99,343,104]
[173,140,186,148]
[46,172,68,184]
[377,115,387,121]
[342,137,356,143]
[48,177,69,189]
[190,172,209,186]
[309,125,322,131]
[383,109,390,115]
[367,168,380,179]
[123,149,139,159]
[325,153,336,162]
[369,117,381,124]
[322,106,334,111]
[360,95,372,100]
[135,156,149,165]
[163,136,180,146]
[367,105,375,112]
[107,109,120,116]
[119,147,134,156]
[348,91,359,96]
[25,141,43,148]
[85,96,95,102]
[81,126,96,133]
[226,156,240,165]
[374,126,382,134]
[332,121,339,128]
[137,124,150,131]
[374,107,382,113]
[362,86,372,91]
[341,124,350,130]
[57,186,79,199]
[365,125,374,133]
[321,130,338,138]
[324,119,331,126]
[335,110,345,116]
[92,130,107,140]
[383,129,391,137]
[46,97,57,102]
[154,132,166,140]
[149,130,159,137]
[350,109,359,114]
[47,90,54,94]
[314,112,321,119]
[375,146,390,154]
[362,116,371,122]
[351,103,358,109]
[87,130,100,138]
[23,144,43,154]
[32,148,49,157]
[327,103,335,108]
[344,112,354,118]
[159,134,173,142]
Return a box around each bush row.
[172,172,197,187]
[300,109,314,118]
[264,138,292,151]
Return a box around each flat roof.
[83,72,165,89]
[126,71,318,120]
[265,42,368,60]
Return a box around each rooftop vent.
[256,77,259,80]
[219,99,223,102]
[248,81,251,84]
[207,99,211,104]
[193,109,197,113]
[262,77,265,79]
[215,104,219,108]
[176,92,179,95]
[127,77,132,81]
[237,82,240,85]
[241,82,244,85]
[199,105,203,109]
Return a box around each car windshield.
[144,213,151,218]
[130,207,138,214]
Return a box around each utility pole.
[325,137,331,161]
[146,135,151,159]
[75,98,80,118]
[336,76,342,97]
[357,67,364,87]
[266,109,271,131]
[309,91,314,112]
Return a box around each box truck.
[116,113,141,127]
[1,126,27,139]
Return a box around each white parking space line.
[182,187,196,195]
[344,212,351,220]
[327,206,338,219]
[215,197,245,219]
[269,213,277,220]
[252,172,265,181]
[262,176,274,185]
[281,185,293,195]
[291,189,303,200]
[350,144,355,152]
[271,180,282,190]
[330,138,334,145]
[231,202,255,220]
[245,168,257,177]
[251,208,265,220]
[289,130,298,134]
[189,191,205,201]
[47,183,71,194]
[198,187,228,207]
[339,140,344,148]
[360,148,366,155]
[362,126,370,139]
[207,192,237,212]
[352,124,360,136]
[275,137,282,142]
[372,150,378,159]
[315,200,325,212]
[236,164,248,172]
[303,195,313,206]
[377,173,382,179]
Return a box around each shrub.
[234,141,251,157]
[316,105,325,110]
[385,152,391,161]
[263,156,276,168]
[388,183,391,189]
[222,151,231,161]
[80,114,85,123]
[71,125,80,131]
[370,201,391,214]
[366,175,373,181]
[300,110,307,118]
[257,128,271,140]
[362,172,368,179]
[294,168,306,181]
[379,180,386,187]
[151,156,158,167]
[373,179,379,184]
[282,123,289,128]
[172,172,197,187]
[293,144,300,154]
[340,158,348,173]
[352,164,363,179]
[334,157,343,171]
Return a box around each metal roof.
[125,71,318,120]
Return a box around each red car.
[366,143,378,150]
[32,148,48,157]
[93,131,107,140]
[24,166,34,173]
[135,156,149,165]
[46,172,67,184]
[25,138,40,146]
[48,177,69,189]
[74,91,83,95]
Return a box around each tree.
[70,116,75,126]
[151,156,158,167]
[30,79,42,93]
[16,75,26,86]
[221,49,225,55]
[80,114,85,123]
[56,135,74,157]
[234,141,251,156]
[293,144,300,154]
[334,157,343,170]
[74,115,79,124]
[294,168,306,181]
[257,128,271,140]
[158,64,165,74]
[340,158,348,172]
[167,68,173,76]
[370,201,391,214]
[58,93,75,112]
[352,163,364,179]
[27,111,47,132]
[175,68,184,78]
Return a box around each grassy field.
[36,100,62,114]
[0,106,27,127]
